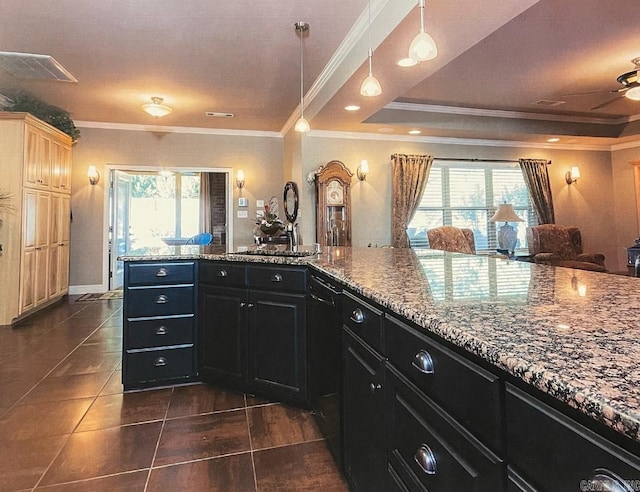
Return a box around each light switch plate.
[237,210,248,218]
[238,197,248,207]
[256,199,264,208]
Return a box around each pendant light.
[294,22,310,133]
[408,0,437,62]
[360,0,382,97]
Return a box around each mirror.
[283,181,299,223]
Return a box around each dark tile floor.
[0,297,348,491]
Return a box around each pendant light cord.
[299,29,304,118]
[419,0,425,34]
[367,0,373,76]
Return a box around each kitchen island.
[120,245,640,490]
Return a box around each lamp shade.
[408,32,438,62]
[489,203,524,223]
[360,74,382,97]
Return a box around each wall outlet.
[237,210,248,218]
[237,245,248,252]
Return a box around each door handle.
[412,350,434,375]
[415,444,437,475]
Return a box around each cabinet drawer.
[127,261,195,286]
[125,345,194,386]
[200,261,247,287]
[342,291,383,353]
[506,384,640,492]
[126,285,194,318]
[386,366,504,491]
[248,265,306,293]
[126,315,194,349]
[385,315,503,454]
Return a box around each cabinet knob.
[217,269,228,277]
[369,382,382,394]
[247,303,254,308]
[240,302,246,308]
[271,273,283,282]
[156,268,168,277]
[414,444,437,475]
[153,357,167,367]
[156,295,168,304]
[350,308,365,324]
[155,326,168,335]
[412,350,435,375]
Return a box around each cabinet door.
[48,194,61,298]
[198,285,248,388]
[24,127,39,188]
[58,195,70,293]
[247,290,307,403]
[34,192,50,305]
[342,327,387,491]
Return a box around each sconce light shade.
[87,165,100,185]
[565,166,580,185]
[357,159,369,181]
[141,97,172,118]
[236,169,245,189]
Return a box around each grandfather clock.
[315,160,353,247]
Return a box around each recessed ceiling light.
[397,57,418,67]
[547,137,560,142]
[408,130,422,135]
[377,127,394,133]
[344,105,361,111]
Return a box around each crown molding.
[75,120,281,139]
[385,101,639,126]
[611,139,640,151]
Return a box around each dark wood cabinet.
[198,261,308,405]
[122,260,197,390]
[342,326,387,491]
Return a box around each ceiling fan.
[564,58,640,110]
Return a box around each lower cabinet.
[198,261,308,405]
[342,327,387,491]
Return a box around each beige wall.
[300,134,623,270]
[68,127,639,291]
[70,127,283,288]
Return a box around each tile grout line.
[144,386,175,492]
[245,395,259,491]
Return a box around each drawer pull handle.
[271,273,283,282]
[217,269,228,277]
[369,382,382,394]
[156,268,168,277]
[154,357,167,367]
[155,326,168,335]
[412,350,434,375]
[156,295,168,304]
[350,308,365,324]
[415,444,437,475]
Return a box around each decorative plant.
[256,203,285,236]
[5,91,80,143]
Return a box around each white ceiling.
[1,0,639,146]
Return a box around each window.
[408,162,536,251]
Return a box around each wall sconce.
[87,165,100,185]
[236,170,245,189]
[565,166,580,185]
[357,160,369,181]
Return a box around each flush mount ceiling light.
[408,0,438,63]
[141,97,172,118]
[294,21,310,133]
[360,0,382,97]
[397,57,418,67]
[344,105,361,111]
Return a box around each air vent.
[0,51,77,82]
[532,99,566,107]
[205,112,235,118]
[0,93,14,109]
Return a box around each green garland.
[6,91,80,142]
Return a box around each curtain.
[519,158,555,224]
[199,172,213,234]
[391,154,433,248]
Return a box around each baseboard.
[69,284,106,295]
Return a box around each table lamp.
[489,204,524,254]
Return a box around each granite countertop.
[120,245,640,444]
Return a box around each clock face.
[326,180,344,205]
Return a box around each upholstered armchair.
[526,224,606,272]
[427,226,476,254]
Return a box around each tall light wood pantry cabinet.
[0,113,72,325]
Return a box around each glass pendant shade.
[294,116,310,133]
[141,97,172,118]
[360,74,382,97]
[408,31,438,62]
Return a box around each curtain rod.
[433,157,520,163]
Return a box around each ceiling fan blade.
[590,95,624,111]
[563,88,621,96]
